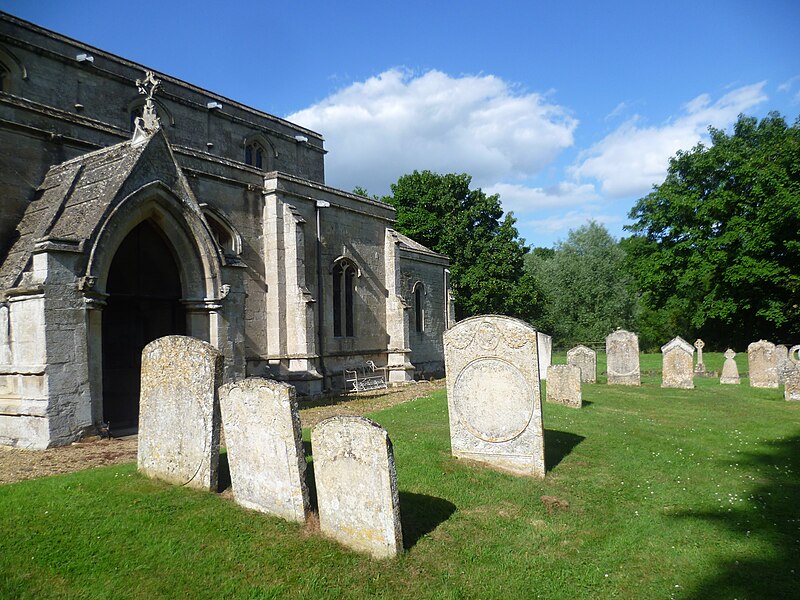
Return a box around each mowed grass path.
[2,354,798,599]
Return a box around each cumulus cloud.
[570,82,768,198]
[287,68,577,195]
[486,181,599,214]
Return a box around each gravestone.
[219,378,309,523]
[693,339,706,373]
[138,336,223,491]
[748,340,778,388]
[312,416,403,559]
[444,315,544,477]
[662,337,695,389]
[776,344,790,383]
[537,332,552,381]
[546,364,582,408]
[567,345,597,383]
[785,345,800,401]
[720,349,741,385]
[606,329,640,386]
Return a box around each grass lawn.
[1,356,798,599]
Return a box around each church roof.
[391,230,448,259]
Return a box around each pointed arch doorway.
[101,220,186,429]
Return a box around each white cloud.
[287,68,577,195]
[570,82,768,198]
[487,181,599,214]
[522,210,624,236]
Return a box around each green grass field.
[2,355,798,599]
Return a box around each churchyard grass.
[1,354,797,599]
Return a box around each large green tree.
[384,171,542,322]
[526,221,637,346]
[624,112,800,347]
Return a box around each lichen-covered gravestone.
[567,344,596,383]
[776,344,791,384]
[748,340,778,388]
[785,345,800,401]
[219,378,309,523]
[546,364,582,408]
[312,416,403,559]
[720,349,740,385]
[537,332,552,381]
[606,329,640,386]
[444,315,544,478]
[661,337,695,389]
[138,335,223,491]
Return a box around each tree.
[384,171,542,322]
[624,112,800,348]
[526,221,637,346]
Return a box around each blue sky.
[3,0,799,247]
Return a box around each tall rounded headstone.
[606,329,640,386]
[661,336,695,389]
[137,336,223,491]
[748,340,778,388]
[567,345,597,383]
[444,315,544,478]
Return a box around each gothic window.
[333,260,357,337]
[413,282,425,333]
[200,205,241,258]
[245,141,265,169]
[0,63,8,93]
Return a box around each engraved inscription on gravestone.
[662,337,695,389]
[567,344,597,383]
[606,329,640,386]
[720,349,741,385]
[546,364,582,408]
[748,340,779,388]
[444,315,544,478]
[137,336,223,491]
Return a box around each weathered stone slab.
[219,377,309,523]
[312,416,403,559]
[537,332,552,381]
[661,336,695,389]
[567,344,596,383]
[693,339,706,373]
[546,364,582,408]
[444,315,544,478]
[606,329,640,386]
[776,344,790,383]
[785,345,800,401]
[720,349,740,385]
[138,335,223,491]
[748,340,778,388]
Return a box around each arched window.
[245,141,265,169]
[332,260,357,337]
[243,133,275,171]
[200,204,241,258]
[0,44,27,96]
[0,63,8,94]
[413,282,425,333]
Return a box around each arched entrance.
[101,220,186,429]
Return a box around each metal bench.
[344,361,388,392]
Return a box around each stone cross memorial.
[662,336,695,389]
[219,378,309,523]
[748,340,779,388]
[546,364,582,408]
[720,349,741,385]
[785,345,800,402]
[567,345,597,383]
[443,315,544,478]
[606,329,640,386]
[138,336,223,491]
[694,339,706,373]
[312,416,403,559]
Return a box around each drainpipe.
[315,200,330,391]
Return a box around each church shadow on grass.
[544,429,585,472]
[674,432,800,599]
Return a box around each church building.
[0,13,451,448]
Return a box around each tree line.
[368,112,800,351]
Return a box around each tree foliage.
[526,221,637,346]
[624,112,800,347]
[384,170,542,322]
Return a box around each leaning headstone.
[606,329,640,386]
[748,340,778,388]
[567,344,597,383]
[444,315,544,477]
[785,345,800,401]
[312,416,403,559]
[537,332,552,381]
[662,337,695,389]
[776,344,790,383]
[720,349,741,385]
[138,335,223,491]
[546,364,582,408]
[219,378,309,523]
[694,339,706,374]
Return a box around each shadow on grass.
[399,491,457,549]
[544,429,585,472]
[675,432,800,599]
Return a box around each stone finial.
[133,70,162,142]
